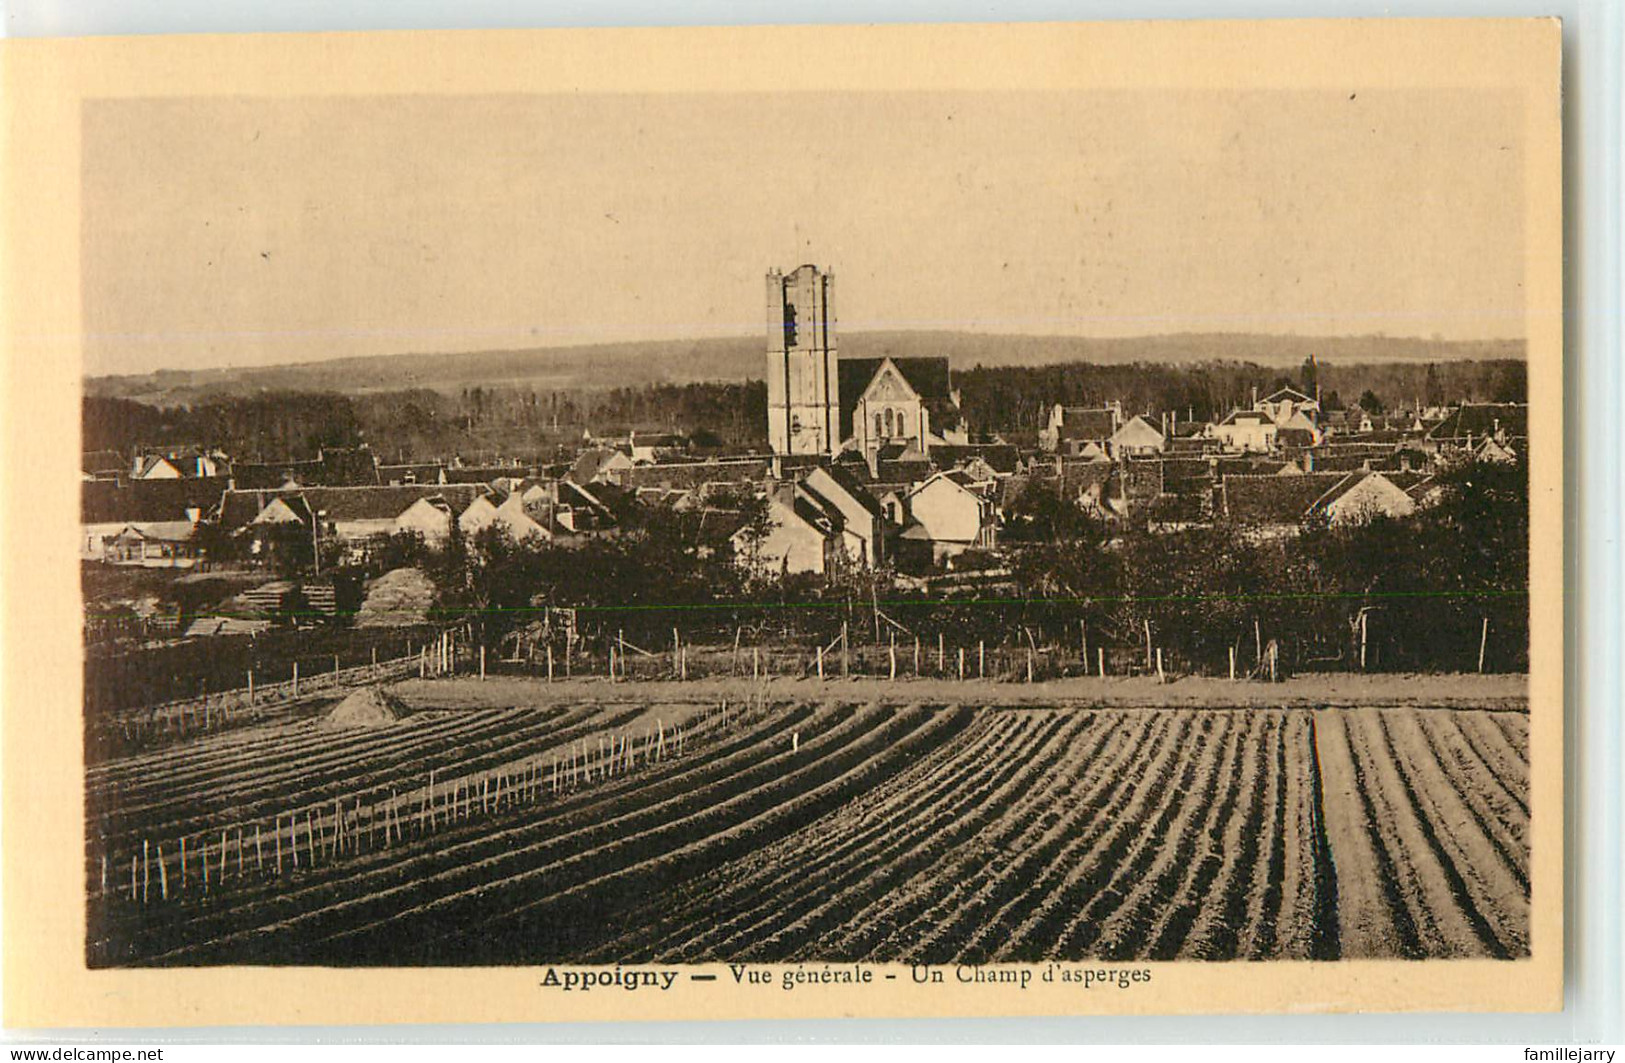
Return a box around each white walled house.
[1256,386,1321,427]
[1313,471,1417,526]
[1108,415,1167,458]
[457,494,501,535]
[901,471,997,565]
[731,496,858,577]
[800,465,887,566]
[1212,409,1279,453]
[480,492,549,540]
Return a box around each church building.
[765,265,963,459]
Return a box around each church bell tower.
[766,265,840,456]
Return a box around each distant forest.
[83,383,768,464]
[955,358,1527,435]
[86,330,1524,406]
[83,358,1525,464]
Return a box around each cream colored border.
[0,18,1562,1027]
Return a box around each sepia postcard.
[0,17,1563,1027]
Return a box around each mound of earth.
[356,568,436,628]
[323,685,407,728]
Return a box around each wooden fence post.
[1098,646,1105,677]
[958,647,965,681]
[1156,647,1166,684]
[480,644,486,680]
[937,633,945,673]
[913,636,920,675]
[841,621,849,677]
[179,835,187,889]
[1360,611,1369,671]
[157,844,168,900]
[142,839,150,904]
[1478,616,1489,673]
[292,661,299,698]
[816,644,824,679]
[1144,619,1153,672]
[978,640,985,679]
[1081,619,1089,667]
[247,669,254,703]
[753,646,760,681]
[1229,645,1237,680]
[1026,646,1034,683]
[889,633,896,680]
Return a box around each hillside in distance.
[85,331,1524,404]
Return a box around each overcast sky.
[82,89,1524,376]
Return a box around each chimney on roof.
[1252,385,1259,408]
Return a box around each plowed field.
[87,678,1529,966]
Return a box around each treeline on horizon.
[83,382,770,464]
[82,358,1525,463]
[954,358,1527,433]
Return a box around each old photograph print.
[82,83,1532,968]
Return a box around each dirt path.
[394,672,1529,711]
[1312,711,1403,958]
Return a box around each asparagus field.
[86,678,1530,966]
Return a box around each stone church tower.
[765,265,840,456]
